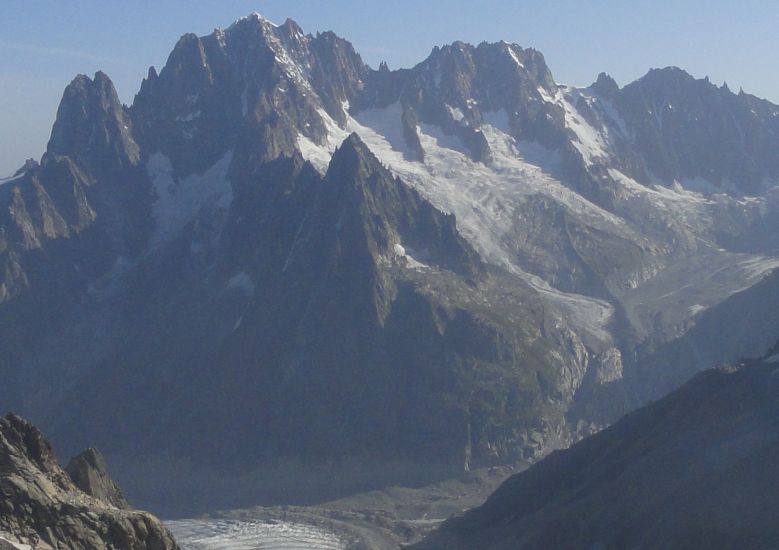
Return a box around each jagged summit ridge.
[326,132,376,177]
[48,71,140,172]
[231,11,274,25]
[590,72,619,98]
[323,132,484,280]
[130,12,368,175]
[125,12,779,196]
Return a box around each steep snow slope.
[147,150,234,248]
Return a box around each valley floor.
[165,463,522,549]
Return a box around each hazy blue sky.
[2,0,778,176]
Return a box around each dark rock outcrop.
[590,72,619,99]
[48,71,140,174]
[66,448,130,510]
[0,413,178,549]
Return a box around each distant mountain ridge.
[0,12,777,511]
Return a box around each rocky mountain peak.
[163,33,217,95]
[642,65,694,81]
[281,17,302,32]
[232,11,272,27]
[392,38,564,160]
[227,11,288,45]
[0,414,65,488]
[47,71,140,173]
[325,132,375,181]
[591,71,619,98]
[308,31,368,122]
[616,65,779,190]
[12,159,39,178]
[65,447,130,510]
[131,12,369,174]
[629,66,706,99]
[324,133,484,280]
[224,11,313,66]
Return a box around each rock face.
[415,348,779,549]
[48,71,140,172]
[66,448,130,510]
[42,133,579,475]
[0,413,178,549]
[0,11,778,511]
[612,68,779,193]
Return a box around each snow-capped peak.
[231,11,277,28]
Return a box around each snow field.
[166,519,345,550]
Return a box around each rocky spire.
[12,159,39,178]
[47,72,139,173]
[591,72,619,98]
[65,447,131,509]
[324,133,484,280]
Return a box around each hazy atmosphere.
[2,0,778,175]
[2,2,779,548]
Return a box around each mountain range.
[1,12,777,511]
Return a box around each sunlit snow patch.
[393,243,428,270]
[559,88,610,167]
[146,150,233,249]
[688,304,706,316]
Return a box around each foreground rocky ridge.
[0,413,178,549]
[415,346,779,549]
[0,12,777,510]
